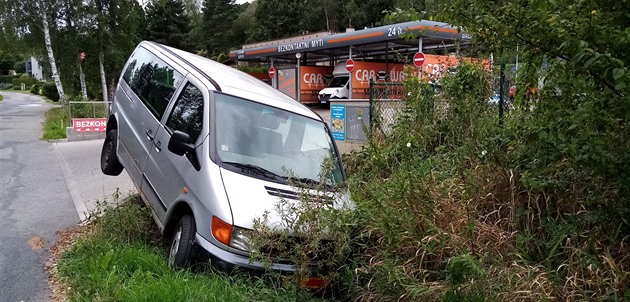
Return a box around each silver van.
[100,41,349,272]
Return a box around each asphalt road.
[0,92,79,301]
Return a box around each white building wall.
[26,57,43,81]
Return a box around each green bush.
[12,77,38,88]
[0,83,13,90]
[0,74,19,84]
[30,83,41,95]
[42,82,60,102]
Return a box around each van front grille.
[265,186,333,204]
[319,94,331,101]
[265,186,299,200]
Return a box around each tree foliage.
[146,0,191,51]
[200,0,237,56]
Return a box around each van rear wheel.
[101,129,124,176]
[168,215,196,269]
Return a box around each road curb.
[54,143,89,221]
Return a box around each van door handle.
[154,141,161,152]
[146,129,154,141]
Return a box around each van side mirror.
[168,131,195,156]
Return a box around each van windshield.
[214,93,343,186]
[326,76,348,88]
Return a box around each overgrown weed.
[340,62,630,301]
[56,195,328,301]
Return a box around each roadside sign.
[413,52,425,67]
[73,118,106,132]
[330,104,346,141]
[268,67,275,78]
[80,52,86,61]
[345,59,354,72]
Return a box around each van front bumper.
[194,233,295,273]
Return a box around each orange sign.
[421,54,491,79]
[349,56,490,98]
[299,66,333,104]
[350,62,415,99]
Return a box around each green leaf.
[613,68,626,80]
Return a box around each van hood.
[318,87,348,99]
[319,87,341,95]
[219,167,352,231]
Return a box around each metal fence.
[67,101,111,119]
[369,80,407,136]
[368,63,514,136]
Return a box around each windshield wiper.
[222,162,284,181]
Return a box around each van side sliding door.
[141,75,207,220]
[117,46,185,199]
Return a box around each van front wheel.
[168,215,196,269]
[101,129,124,176]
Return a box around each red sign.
[80,52,86,61]
[73,118,107,132]
[268,67,276,78]
[413,52,425,67]
[346,59,354,72]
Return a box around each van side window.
[122,47,183,120]
[165,83,204,143]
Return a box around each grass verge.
[51,197,324,302]
[42,107,67,140]
[0,94,3,101]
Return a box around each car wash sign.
[73,118,107,132]
[277,38,325,53]
[231,21,467,60]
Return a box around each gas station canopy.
[229,20,470,63]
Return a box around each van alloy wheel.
[168,215,195,268]
[168,226,182,265]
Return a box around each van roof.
[143,41,320,121]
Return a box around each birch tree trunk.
[78,56,88,99]
[99,51,108,102]
[40,5,66,103]
[108,75,116,102]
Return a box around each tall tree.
[92,0,145,101]
[300,0,346,33]
[55,0,93,99]
[200,0,236,56]
[38,1,67,102]
[230,2,255,46]
[344,0,394,29]
[250,0,303,41]
[146,0,191,51]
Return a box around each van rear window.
[122,47,183,120]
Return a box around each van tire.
[168,215,196,269]
[101,129,124,176]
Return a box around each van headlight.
[230,226,254,252]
